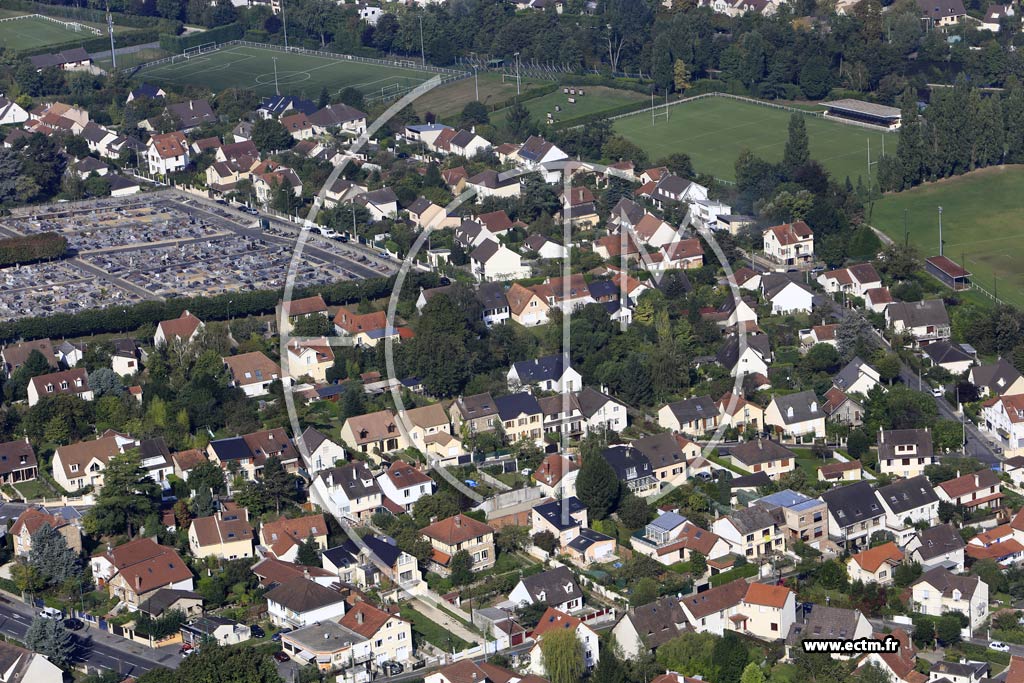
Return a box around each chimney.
[356,610,364,625]
[974,474,979,487]
[956,470,961,478]
[135,575,142,589]
[454,516,462,527]
[303,568,310,579]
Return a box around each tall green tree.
[29,523,81,587]
[576,449,620,520]
[25,617,75,668]
[261,455,297,514]
[783,113,810,174]
[84,449,160,537]
[296,534,320,566]
[539,626,585,683]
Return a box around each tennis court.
[137,44,445,100]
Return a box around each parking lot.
[0,192,393,321]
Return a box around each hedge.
[159,22,243,53]
[0,232,66,267]
[0,271,441,344]
[14,25,163,57]
[0,0,179,30]
[709,562,758,587]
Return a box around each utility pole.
[272,56,280,96]
[514,52,521,95]
[474,65,479,101]
[938,205,943,256]
[106,2,116,69]
[419,15,425,66]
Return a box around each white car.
[990,641,1011,652]
[932,386,944,398]
[38,607,62,620]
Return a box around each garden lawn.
[869,165,1024,310]
[614,95,889,183]
[399,606,474,651]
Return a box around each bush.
[159,23,243,52]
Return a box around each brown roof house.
[188,507,254,560]
[0,438,38,486]
[223,351,290,397]
[340,601,414,664]
[52,432,136,492]
[340,410,408,460]
[420,513,495,575]
[154,310,204,347]
[1,338,57,375]
[259,514,329,562]
[266,576,347,628]
[95,537,194,611]
[27,368,93,407]
[11,507,82,558]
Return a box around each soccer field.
[613,96,891,183]
[870,166,1024,309]
[0,12,104,52]
[491,86,647,127]
[136,44,447,100]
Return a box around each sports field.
[614,96,890,183]
[0,11,105,51]
[870,165,1024,309]
[491,86,647,127]
[136,44,444,100]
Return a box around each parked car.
[274,651,291,663]
[250,624,265,639]
[38,607,62,620]
[63,618,84,631]
[271,628,292,642]
[932,386,945,397]
[695,471,713,481]
[991,641,1010,652]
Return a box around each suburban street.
[0,595,180,678]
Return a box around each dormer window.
[60,381,68,390]
[70,464,79,473]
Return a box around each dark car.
[273,651,291,663]
[271,628,292,642]
[250,624,265,639]
[63,618,84,631]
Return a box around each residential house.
[259,514,329,562]
[506,283,550,326]
[631,513,729,565]
[309,462,382,523]
[982,2,1013,29]
[0,639,63,683]
[530,497,588,550]
[657,395,719,436]
[146,131,189,176]
[717,334,772,377]
[847,542,904,585]
[524,234,567,259]
[634,432,702,487]
[420,513,495,575]
[252,160,303,206]
[257,95,316,119]
[277,294,329,334]
[181,616,251,646]
[803,324,839,348]
[763,221,814,265]
[784,605,872,660]
[52,433,133,491]
[528,608,600,676]
[818,459,863,483]
[339,601,414,664]
[918,0,967,25]
[333,308,400,348]
[678,578,749,636]
[188,506,254,560]
[761,273,814,315]
[970,358,1024,398]
[340,410,408,457]
[822,388,864,427]
[727,439,797,480]
[765,391,825,439]
[164,99,216,131]
[923,341,974,375]
[559,186,600,227]
[27,368,93,406]
[400,403,451,453]
[603,445,658,497]
[508,355,582,393]
[565,528,616,566]
[285,338,334,384]
[494,393,544,445]
[752,489,828,549]
[533,454,579,498]
[426,661,545,683]
[101,538,194,610]
[717,393,765,431]
[154,310,203,347]
[509,566,583,614]
[0,339,57,375]
[470,241,531,282]
[735,583,796,641]
[308,103,367,135]
[614,595,689,658]
[885,300,951,347]
[858,629,921,683]
[376,461,435,512]
[817,263,882,298]
[905,523,966,572]
[910,567,988,633]
[819,481,885,549]
[449,392,499,436]
[11,507,82,558]
[322,534,422,590]
[0,439,37,486]
[935,469,1003,511]
[223,351,289,397]
[878,428,936,478]
[833,356,882,396]
[406,197,459,230]
[323,178,368,209]
[712,505,785,559]
[0,96,29,125]
[206,428,300,481]
[981,393,1024,456]
[515,135,568,182]
[575,386,628,434]
[875,475,939,542]
[355,187,399,221]
[465,170,522,201]
[278,620,369,674]
[966,524,1024,565]
[266,576,347,628]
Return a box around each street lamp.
[938,206,944,256]
[514,52,521,95]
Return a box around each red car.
[273,651,290,663]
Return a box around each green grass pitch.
[869,166,1024,309]
[613,96,891,183]
[0,12,103,52]
[136,44,442,100]
[490,85,647,127]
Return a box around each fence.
[0,12,100,34]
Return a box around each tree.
[741,663,766,683]
[836,314,873,363]
[338,87,365,110]
[29,523,80,587]
[592,642,627,683]
[783,113,810,174]
[89,368,124,396]
[84,449,160,537]
[25,617,75,668]
[296,534,321,566]
[460,101,490,127]
[505,101,534,140]
[935,614,962,645]
[690,550,707,576]
[533,530,557,554]
[261,455,297,514]
[449,549,473,586]
[11,560,45,595]
[188,460,226,494]
[496,525,529,554]
[673,59,691,91]
[176,642,282,682]
[713,632,749,683]
[617,493,650,529]
[631,577,659,606]
[576,450,620,520]
[251,118,294,153]
[539,625,585,683]
[799,56,832,99]
[657,153,695,180]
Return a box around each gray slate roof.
[516,566,581,606]
[876,475,938,515]
[770,390,822,425]
[820,481,884,527]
